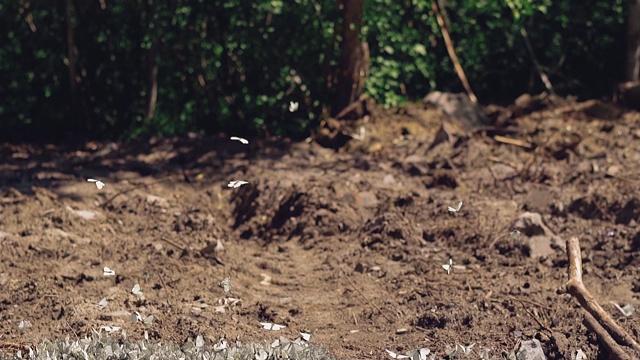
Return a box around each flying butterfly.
[87,178,106,190]
[447,201,463,213]
[228,180,249,188]
[230,136,249,144]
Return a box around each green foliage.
[0,0,630,139]
[363,0,626,106]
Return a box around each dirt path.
[1,100,640,359]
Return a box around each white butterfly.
[385,349,410,359]
[18,320,32,329]
[300,332,311,342]
[447,201,463,213]
[87,178,106,190]
[103,267,115,276]
[130,311,143,322]
[213,337,228,352]
[260,322,286,331]
[131,283,143,297]
[230,136,249,144]
[227,180,249,188]
[100,325,121,333]
[510,230,521,241]
[255,348,268,360]
[195,335,205,348]
[610,301,635,317]
[573,349,586,360]
[219,277,231,293]
[350,126,366,141]
[289,101,299,112]
[458,343,475,356]
[143,314,154,326]
[442,258,453,275]
[97,298,109,310]
[409,348,430,360]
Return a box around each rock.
[356,191,379,208]
[616,81,640,110]
[146,194,169,208]
[66,206,101,221]
[524,188,555,214]
[400,155,430,176]
[615,197,640,225]
[579,99,621,120]
[423,91,489,129]
[516,339,547,360]
[512,212,564,257]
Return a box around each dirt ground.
[1,97,639,359]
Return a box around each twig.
[583,312,633,360]
[565,237,640,354]
[521,303,551,333]
[159,235,186,251]
[431,1,478,103]
[493,135,532,149]
[519,27,555,94]
[342,271,393,323]
[99,177,171,208]
[335,94,368,120]
[64,319,79,339]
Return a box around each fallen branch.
[583,313,632,360]
[565,236,640,357]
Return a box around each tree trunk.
[64,0,83,132]
[332,0,368,117]
[145,40,159,121]
[625,0,640,81]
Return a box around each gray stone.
[516,339,547,360]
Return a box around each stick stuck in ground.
[565,237,640,358]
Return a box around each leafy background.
[0,0,627,140]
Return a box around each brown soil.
[1,99,639,359]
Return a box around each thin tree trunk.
[625,0,640,81]
[332,0,367,117]
[145,40,158,120]
[64,0,82,131]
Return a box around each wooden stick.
[583,312,633,360]
[565,237,640,354]
[431,1,478,104]
[493,135,533,149]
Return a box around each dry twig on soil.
[565,236,640,358]
[342,271,393,323]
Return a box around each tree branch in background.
[64,0,80,130]
[625,0,640,81]
[519,27,555,94]
[430,0,478,104]
[565,237,640,358]
[145,39,159,121]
